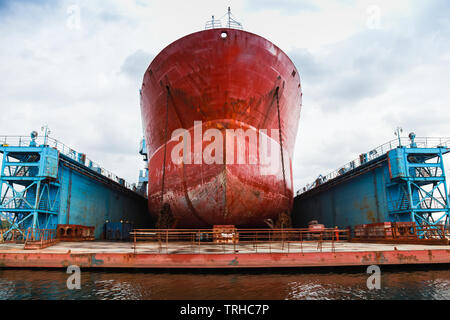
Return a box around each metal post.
[300,231,303,253]
[0,152,5,211]
[317,233,322,252]
[269,230,271,253]
[32,181,42,230]
[133,231,136,254]
[332,228,335,253]
[440,149,450,226]
[406,181,415,224]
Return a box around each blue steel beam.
[0,143,60,237]
[0,134,152,240]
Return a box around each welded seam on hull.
[275,87,289,214]
[259,87,277,130]
[181,161,210,226]
[168,86,187,129]
[160,87,170,206]
[167,86,216,226]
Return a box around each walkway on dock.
[0,241,449,269]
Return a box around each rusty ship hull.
[140,28,302,228]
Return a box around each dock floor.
[0,241,449,268]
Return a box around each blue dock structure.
[137,136,148,197]
[293,134,450,233]
[0,131,152,240]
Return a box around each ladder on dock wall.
[0,137,60,242]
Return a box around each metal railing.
[0,228,25,243]
[0,135,135,191]
[205,8,243,30]
[351,223,450,242]
[205,16,222,29]
[387,196,449,211]
[0,197,27,209]
[24,228,58,249]
[297,137,450,195]
[131,228,350,254]
[414,166,443,178]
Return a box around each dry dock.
[1,241,449,268]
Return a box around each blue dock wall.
[57,156,152,239]
[292,157,391,229]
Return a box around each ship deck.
[0,241,449,268]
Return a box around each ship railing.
[297,136,450,195]
[205,17,222,29]
[0,135,135,191]
[130,228,350,254]
[204,8,243,30]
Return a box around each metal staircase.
[386,134,450,236]
[0,133,60,240]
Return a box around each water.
[1,265,449,300]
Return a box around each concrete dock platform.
[0,241,450,268]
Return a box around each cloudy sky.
[0,0,449,191]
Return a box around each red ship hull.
[141,28,302,227]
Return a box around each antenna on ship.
[225,7,243,29]
[204,7,243,30]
